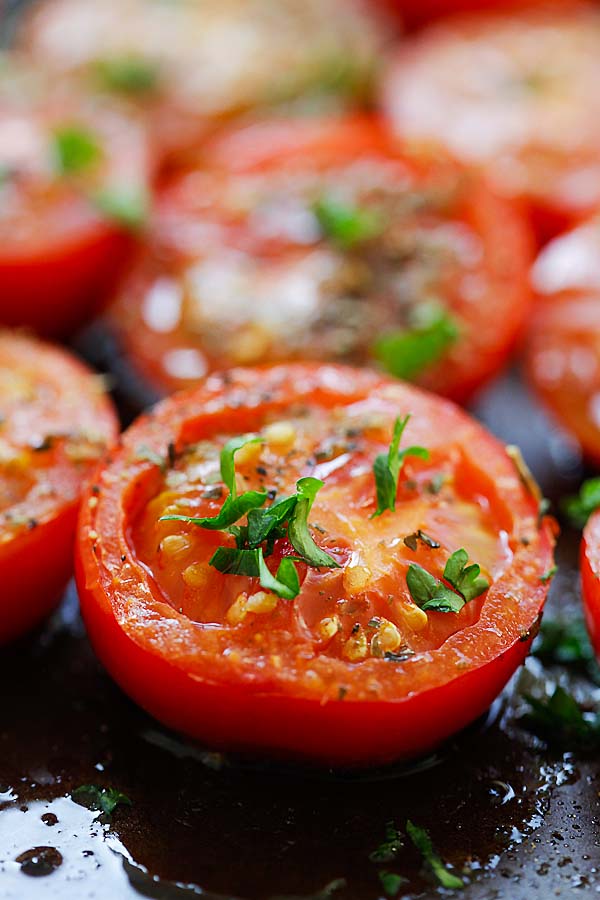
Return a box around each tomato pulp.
[76,363,554,766]
[109,116,532,403]
[381,3,600,242]
[0,332,118,644]
[526,217,600,465]
[0,55,152,338]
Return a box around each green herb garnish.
[369,821,403,863]
[71,785,131,816]
[539,565,557,584]
[210,547,300,600]
[313,196,382,249]
[533,617,595,668]
[407,548,489,613]
[374,305,459,382]
[95,55,160,95]
[372,415,429,517]
[521,685,600,750]
[51,125,102,176]
[288,477,338,568]
[562,477,600,529]
[406,821,463,890]
[378,871,407,897]
[93,184,149,230]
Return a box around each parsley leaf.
[406,563,464,613]
[443,548,489,603]
[288,477,339,568]
[93,184,149,230]
[95,55,160,95]
[533,617,596,668]
[562,477,600,529]
[378,871,407,897]
[407,549,488,613]
[247,494,298,550]
[374,305,459,382]
[372,415,429,517]
[369,821,403,863]
[71,785,131,816]
[313,196,382,249]
[210,546,300,600]
[521,686,600,750]
[406,821,463,891]
[51,125,102,176]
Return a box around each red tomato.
[377,0,523,30]
[18,0,391,162]
[108,116,532,404]
[526,218,600,465]
[381,3,600,243]
[0,332,118,645]
[582,511,600,658]
[76,363,554,766]
[0,56,152,338]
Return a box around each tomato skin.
[76,363,554,766]
[380,3,600,243]
[582,513,600,659]
[376,0,523,29]
[110,116,533,405]
[525,218,600,465]
[0,333,119,644]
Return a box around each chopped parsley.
[406,821,463,890]
[533,617,596,669]
[374,305,459,382]
[369,821,403,863]
[94,55,160,95]
[378,871,407,897]
[539,565,557,583]
[372,415,429,517]
[51,124,102,176]
[562,477,600,529]
[521,685,600,750]
[71,785,131,816]
[403,529,440,552]
[313,195,382,249]
[160,435,338,599]
[407,548,489,613]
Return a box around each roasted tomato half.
[0,55,152,338]
[526,218,600,465]
[76,363,554,766]
[381,3,600,242]
[0,332,118,645]
[376,0,522,30]
[18,0,391,162]
[582,511,600,659]
[108,116,532,404]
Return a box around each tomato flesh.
[109,117,532,403]
[0,55,152,338]
[76,363,554,765]
[381,3,600,242]
[0,332,118,644]
[526,218,600,465]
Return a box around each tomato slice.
[76,363,554,766]
[525,218,600,465]
[0,332,118,645]
[0,55,152,338]
[18,0,391,162]
[381,3,600,242]
[582,511,600,658]
[376,0,523,30]
[107,116,532,404]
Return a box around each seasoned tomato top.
[381,3,600,220]
[0,332,118,543]
[19,0,390,142]
[82,364,554,703]
[0,55,151,256]
[111,117,531,401]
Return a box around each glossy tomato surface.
[18,0,391,161]
[381,3,600,242]
[108,116,532,404]
[0,332,118,645]
[76,363,554,766]
[0,55,152,338]
[526,218,600,464]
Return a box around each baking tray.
[1,363,599,899]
